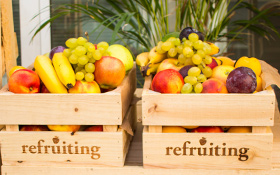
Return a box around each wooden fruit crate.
[0,64,136,126]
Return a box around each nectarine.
[202,78,228,93]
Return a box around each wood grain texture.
[148,126,162,133]
[0,2,2,88]
[0,65,136,125]
[143,131,273,170]
[142,76,275,126]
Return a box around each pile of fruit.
[136,27,262,94]
[8,37,134,94]
[161,126,252,133]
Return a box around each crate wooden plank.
[143,130,273,170]
[142,76,275,126]
[0,2,2,89]
[0,64,136,125]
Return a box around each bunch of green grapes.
[156,33,213,78]
[63,37,109,82]
[181,67,207,94]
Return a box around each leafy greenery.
[33,0,280,53]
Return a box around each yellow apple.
[157,58,184,73]
[211,65,235,84]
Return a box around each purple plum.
[49,46,65,60]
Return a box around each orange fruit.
[162,126,187,133]
[256,76,262,92]
[217,56,235,67]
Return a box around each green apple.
[104,44,134,72]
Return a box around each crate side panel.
[142,92,275,126]
[0,94,122,125]
[0,131,124,167]
[143,132,273,169]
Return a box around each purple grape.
[179,65,194,78]
[179,27,204,41]
[226,67,257,93]
[49,46,66,60]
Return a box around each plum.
[49,46,65,60]
[179,27,204,41]
[226,67,257,93]
[179,65,193,78]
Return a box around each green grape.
[93,50,102,60]
[77,37,87,46]
[75,72,84,81]
[97,41,109,50]
[182,38,187,42]
[183,47,194,58]
[87,52,93,58]
[168,47,177,57]
[181,83,193,94]
[192,54,202,65]
[77,63,84,68]
[75,66,83,73]
[162,41,174,51]
[75,46,87,56]
[156,41,164,52]
[203,42,212,55]
[69,54,79,64]
[63,49,71,58]
[178,54,187,65]
[202,66,213,78]
[78,55,89,65]
[183,40,193,48]
[174,38,181,46]
[65,38,78,48]
[188,33,199,42]
[197,74,207,83]
[89,57,96,63]
[176,45,184,54]
[85,73,94,82]
[194,83,203,93]
[167,37,176,44]
[85,63,95,73]
[196,49,205,58]
[184,76,197,85]
[84,42,93,50]
[88,45,96,53]
[98,47,106,54]
[81,69,87,75]
[204,55,212,64]
[193,40,204,50]
[188,67,201,77]
[185,57,193,66]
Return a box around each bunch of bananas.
[34,53,76,93]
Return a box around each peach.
[20,125,49,131]
[151,69,184,93]
[191,126,224,133]
[8,69,40,93]
[85,125,103,131]
[68,80,101,93]
[227,126,252,133]
[157,58,184,73]
[211,65,234,84]
[47,125,81,132]
[202,78,228,93]
[162,126,187,133]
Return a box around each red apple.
[8,69,40,93]
[85,125,103,131]
[151,69,184,93]
[20,125,49,131]
[157,58,184,73]
[207,58,218,69]
[68,80,101,93]
[191,126,224,133]
[94,56,126,89]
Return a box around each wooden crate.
[0,64,136,125]
[142,75,275,126]
[0,103,136,168]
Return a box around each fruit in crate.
[156,58,184,73]
[40,83,50,93]
[178,65,194,78]
[34,55,68,93]
[226,67,257,93]
[49,46,65,60]
[104,44,134,72]
[179,27,204,41]
[216,56,235,66]
[206,58,218,69]
[68,80,101,93]
[8,69,40,93]
[162,126,187,133]
[20,125,49,131]
[202,78,228,93]
[208,42,219,55]
[94,56,126,89]
[191,126,224,133]
[227,126,252,133]
[234,56,262,76]
[8,66,25,77]
[85,125,103,131]
[151,69,184,93]
[47,125,81,132]
[211,65,235,84]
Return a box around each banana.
[207,42,220,55]
[141,63,160,77]
[136,52,150,74]
[34,55,68,93]
[52,53,76,89]
[148,47,167,64]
